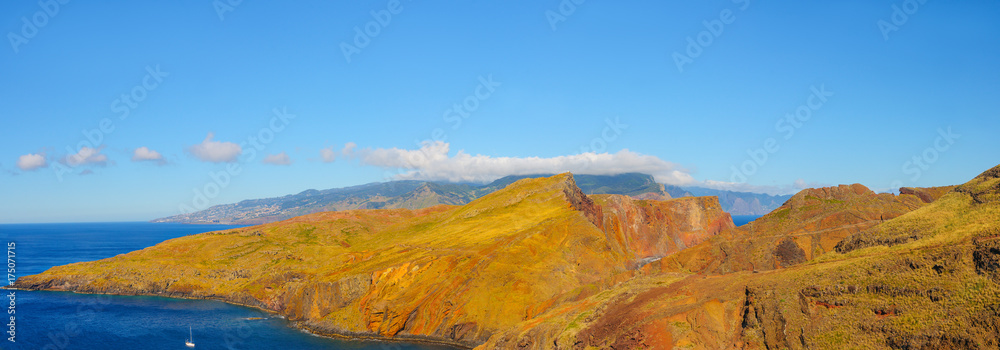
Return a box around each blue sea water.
[0,222,456,350]
[731,215,763,227]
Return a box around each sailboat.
[185,326,195,347]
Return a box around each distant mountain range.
[152,173,791,224]
[680,186,793,216]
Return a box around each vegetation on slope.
[19,165,1000,349]
[658,183,928,275]
[480,165,1000,349]
[16,173,731,348]
[736,166,1000,349]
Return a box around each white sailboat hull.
[186,326,195,347]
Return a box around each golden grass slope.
[737,165,1000,349]
[657,183,928,275]
[14,173,733,348]
[480,165,1000,349]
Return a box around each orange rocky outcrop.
[594,194,733,268]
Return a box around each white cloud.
[356,141,696,185]
[16,153,47,171]
[262,152,292,165]
[320,147,337,163]
[132,147,165,164]
[342,142,357,156]
[793,178,808,189]
[188,133,241,163]
[65,146,108,167]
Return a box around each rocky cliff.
[594,194,733,268]
[657,183,928,275]
[478,165,1000,349]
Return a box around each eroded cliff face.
[593,194,733,268]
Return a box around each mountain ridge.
[154,173,790,224]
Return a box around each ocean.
[0,222,455,350]
[731,215,762,227]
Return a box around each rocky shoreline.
[5,286,474,349]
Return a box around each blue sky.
[1,0,998,223]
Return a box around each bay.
[0,222,455,350]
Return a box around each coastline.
[5,286,474,349]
